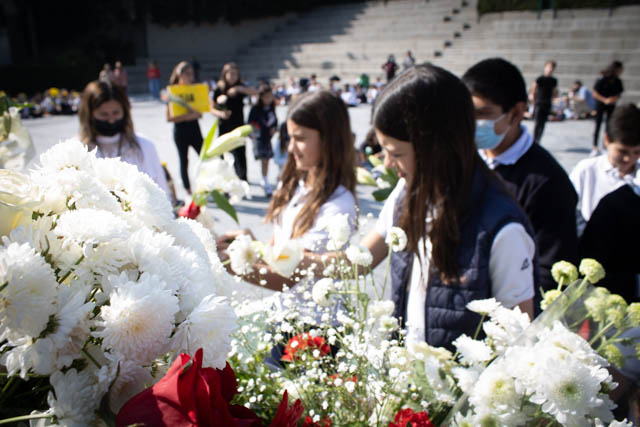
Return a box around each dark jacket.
[493,142,578,292]
[390,166,539,351]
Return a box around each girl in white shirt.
[78,80,170,196]
[360,64,536,349]
[218,90,357,291]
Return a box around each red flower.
[116,348,261,427]
[269,390,304,427]
[281,333,330,362]
[178,200,201,219]
[302,415,332,426]
[389,408,435,427]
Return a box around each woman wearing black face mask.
[78,80,170,196]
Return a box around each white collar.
[480,124,533,169]
[96,133,121,145]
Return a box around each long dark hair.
[217,62,243,93]
[265,90,356,238]
[372,64,478,283]
[78,80,138,151]
[256,83,274,109]
[601,61,623,78]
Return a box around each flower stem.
[589,321,615,346]
[0,413,54,425]
[82,348,101,368]
[472,313,487,340]
[381,247,392,299]
[0,375,15,395]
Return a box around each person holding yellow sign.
[166,61,205,194]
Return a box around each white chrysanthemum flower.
[31,168,121,216]
[345,244,373,266]
[0,242,58,341]
[93,157,173,230]
[47,368,100,426]
[529,353,609,426]
[469,360,527,426]
[483,306,531,354]
[93,272,179,364]
[263,239,304,278]
[312,278,334,307]
[54,208,130,254]
[100,356,155,413]
[536,321,608,368]
[319,213,352,251]
[452,366,481,394]
[37,139,96,173]
[385,227,407,252]
[171,295,237,369]
[4,286,96,377]
[370,300,395,318]
[452,334,493,366]
[227,234,259,275]
[466,298,501,316]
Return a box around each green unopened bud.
[601,344,625,368]
[579,258,605,284]
[551,261,578,287]
[627,303,640,328]
[541,289,562,311]
[204,125,252,158]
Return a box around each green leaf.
[211,189,239,223]
[373,187,394,202]
[200,118,219,161]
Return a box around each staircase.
[126,1,640,104]
[235,0,474,83]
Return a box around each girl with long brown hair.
[360,64,537,351]
[167,61,203,195]
[78,80,169,195]
[218,90,357,291]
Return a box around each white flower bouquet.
[443,259,640,427]
[0,140,237,424]
[226,223,450,426]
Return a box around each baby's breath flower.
[579,258,605,284]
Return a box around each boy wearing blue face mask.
[462,58,578,292]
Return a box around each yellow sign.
[167,83,210,117]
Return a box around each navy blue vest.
[390,167,540,351]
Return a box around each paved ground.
[22,97,597,289]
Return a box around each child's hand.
[216,94,228,105]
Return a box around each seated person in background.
[462,58,578,293]
[358,128,382,166]
[579,176,640,303]
[569,80,595,119]
[570,104,640,234]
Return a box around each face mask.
[93,117,125,137]
[475,114,510,150]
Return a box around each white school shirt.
[272,180,357,253]
[375,179,535,345]
[88,133,171,197]
[570,154,639,222]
